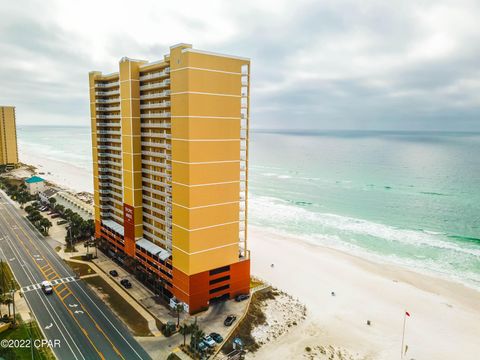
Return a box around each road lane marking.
[0,212,108,360]
[2,199,142,360]
[0,217,84,360]
[45,323,53,330]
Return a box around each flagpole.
[401,311,407,359]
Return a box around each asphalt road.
[0,191,151,360]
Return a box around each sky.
[1,0,480,131]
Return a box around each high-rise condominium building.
[89,43,250,314]
[0,106,19,166]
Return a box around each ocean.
[17,126,480,290]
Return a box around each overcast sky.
[1,0,480,131]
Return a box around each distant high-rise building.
[89,43,250,313]
[0,106,19,166]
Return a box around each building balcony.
[97,129,120,135]
[96,106,121,112]
[141,132,171,140]
[141,112,171,119]
[140,141,171,150]
[96,90,120,96]
[142,176,171,189]
[97,137,121,143]
[141,159,170,169]
[140,90,171,100]
[96,98,120,104]
[97,144,121,150]
[139,68,170,81]
[140,80,170,91]
[140,101,170,109]
[142,168,171,179]
[97,122,121,127]
[98,114,121,120]
[98,152,122,160]
[140,122,171,129]
[95,81,119,89]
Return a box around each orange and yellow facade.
[0,106,19,166]
[89,44,250,313]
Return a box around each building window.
[209,284,229,294]
[209,265,230,276]
[209,275,230,285]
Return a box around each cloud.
[1,0,480,130]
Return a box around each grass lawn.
[84,276,153,337]
[64,260,96,277]
[0,317,55,360]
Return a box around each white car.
[203,335,216,348]
[41,281,53,295]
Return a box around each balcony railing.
[97,122,121,127]
[140,90,171,100]
[141,132,171,139]
[140,80,170,91]
[140,142,171,149]
[95,81,119,89]
[139,68,170,81]
[141,112,171,118]
[140,122,171,129]
[96,98,120,104]
[96,90,120,96]
[140,101,170,109]
[96,106,121,112]
[98,114,121,119]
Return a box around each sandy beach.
[14,146,480,359]
[18,147,93,193]
[249,226,480,359]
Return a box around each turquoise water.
[17,126,480,289]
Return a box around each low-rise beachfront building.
[54,191,94,220]
[25,176,45,195]
[0,106,19,167]
[89,43,250,314]
[39,187,59,204]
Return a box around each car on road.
[210,332,223,343]
[120,279,132,288]
[203,335,216,348]
[235,294,250,302]
[224,315,237,326]
[41,281,53,295]
[109,270,118,277]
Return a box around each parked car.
[51,214,60,219]
[41,281,53,295]
[235,294,250,302]
[203,335,216,348]
[197,341,208,352]
[209,332,223,344]
[57,220,68,225]
[109,270,118,277]
[120,279,132,288]
[224,315,237,326]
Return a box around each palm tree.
[179,323,191,346]
[175,303,183,328]
[40,218,52,235]
[48,197,56,209]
